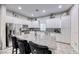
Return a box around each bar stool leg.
[12,48,14,54]
[16,48,18,54]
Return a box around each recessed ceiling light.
[32,14,34,16]
[18,6,22,10]
[42,10,46,13]
[58,5,62,8]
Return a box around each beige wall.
[70,5,79,53]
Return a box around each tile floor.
[0,42,77,54]
[55,42,77,54]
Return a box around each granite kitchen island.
[16,31,56,50]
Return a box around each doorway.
[6,23,13,47]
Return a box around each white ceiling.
[6,4,72,18]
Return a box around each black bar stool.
[29,41,52,54]
[17,39,31,54]
[11,36,18,54]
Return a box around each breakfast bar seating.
[15,31,56,54]
[29,41,52,54]
[17,39,31,54]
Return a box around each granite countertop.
[16,31,56,49]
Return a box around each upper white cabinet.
[30,21,39,28]
[46,18,61,28]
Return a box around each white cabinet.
[30,21,39,28]
[46,18,61,28]
[28,16,71,44]
[56,16,71,43]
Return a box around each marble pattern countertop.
[16,31,57,49]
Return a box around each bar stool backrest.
[17,39,31,54]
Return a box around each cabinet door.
[46,18,61,28]
[31,21,39,28]
[57,16,71,43]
